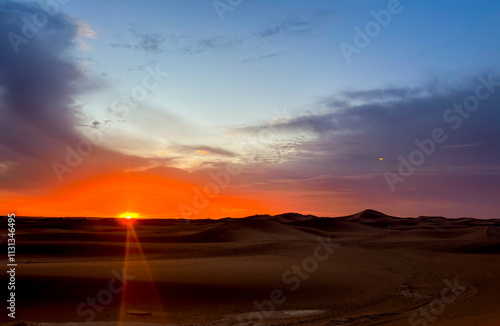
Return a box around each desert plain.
[2,209,500,326]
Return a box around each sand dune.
[2,210,500,325]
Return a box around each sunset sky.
[1,0,499,218]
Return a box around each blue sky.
[67,0,500,126]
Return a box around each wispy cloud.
[77,21,96,39]
[106,10,339,55]
[342,87,427,101]
[135,32,165,54]
[238,51,284,64]
[255,19,313,38]
[444,142,487,149]
[234,73,500,180]
[76,20,96,51]
[174,144,237,157]
[108,32,166,54]
[180,35,246,55]
[255,9,341,38]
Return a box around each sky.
[0,0,499,219]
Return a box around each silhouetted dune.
[9,210,500,244]
[244,212,317,223]
[179,218,314,242]
[289,217,374,233]
[347,208,392,219]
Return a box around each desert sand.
[2,209,500,326]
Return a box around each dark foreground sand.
[2,209,500,325]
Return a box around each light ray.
[118,221,167,324]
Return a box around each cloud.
[443,142,487,149]
[107,41,133,50]
[108,32,167,54]
[108,33,245,55]
[180,35,246,55]
[256,19,312,38]
[75,20,96,51]
[136,32,164,53]
[342,87,427,101]
[255,9,341,38]
[238,74,500,152]
[230,72,500,217]
[76,20,96,39]
[238,51,283,64]
[0,2,180,192]
[107,10,339,56]
[0,1,82,160]
[174,144,237,157]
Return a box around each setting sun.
[119,212,140,219]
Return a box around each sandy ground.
[2,210,500,325]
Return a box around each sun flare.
[119,212,140,219]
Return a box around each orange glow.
[118,212,139,225]
[0,172,272,218]
[119,212,139,219]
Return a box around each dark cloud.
[232,73,500,217]
[0,1,82,160]
[0,2,179,191]
[240,74,500,154]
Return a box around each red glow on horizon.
[0,172,273,218]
